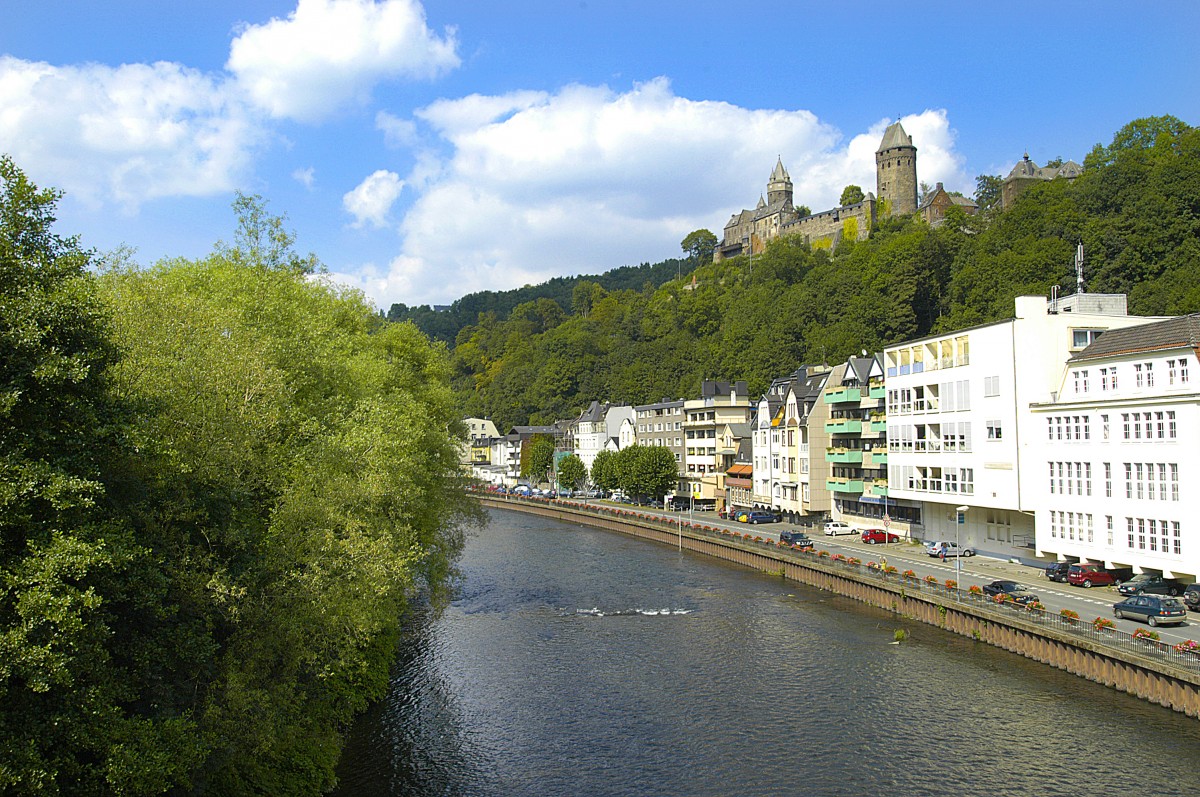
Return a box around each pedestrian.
[940,547,947,562]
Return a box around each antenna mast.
[1075,242,1085,294]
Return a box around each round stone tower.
[875,121,918,216]
[766,157,793,208]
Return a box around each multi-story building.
[1030,314,1199,581]
[572,402,636,471]
[461,417,499,468]
[823,356,913,532]
[884,293,1161,561]
[634,398,685,471]
[683,381,752,510]
[752,375,794,512]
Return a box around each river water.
[332,508,1200,796]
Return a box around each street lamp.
[955,505,969,586]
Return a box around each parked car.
[925,541,976,558]
[1067,563,1122,588]
[1184,584,1200,612]
[1112,595,1188,627]
[780,530,814,549]
[1044,562,1071,582]
[861,528,899,545]
[732,509,751,523]
[823,521,854,536]
[1117,574,1185,597]
[741,510,778,525]
[982,580,1040,605]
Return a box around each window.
[1174,522,1182,555]
[1106,515,1113,546]
[1102,414,1109,440]
[1072,370,1089,393]
[1135,363,1144,388]
[1104,462,1112,497]
[1171,464,1179,501]
[1072,329,1101,348]
[986,420,1002,440]
[1126,517,1135,549]
[1182,359,1190,384]
[984,376,1000,397]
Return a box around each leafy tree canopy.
[839,185,865,205]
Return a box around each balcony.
[825,448,863,464]
[825,418,862,434]
[865,450,887,466]
[823,386,862,404]
[826,477,865,494]
[869,419,887,433]
[869,384,886,399]
[866,480,889,497]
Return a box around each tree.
[590,449,618,493]
[680,229,718,264]
[521,434,555,484]
[795,204,812,217]
[839,185,865,206]
[557,453,587,490]
[974,174,1002,212]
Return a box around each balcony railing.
[825,418,863,434]
[825,448,864,464]
[823,386,862,404]
[826,477,865,494]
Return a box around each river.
[332,508,1200,796]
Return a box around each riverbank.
[478,494,1200,718]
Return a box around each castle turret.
[875,120,918,217]
[766,157,793,208]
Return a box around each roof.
[877,120,913,151]
[727,463,753,476]
[770,157,790,182]
[1069,314,1200,362]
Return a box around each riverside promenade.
[477,493,1200,718]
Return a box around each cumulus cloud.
[0,55,260,208]
[228,0,460,122]
[335,79,969,309]
[343,169,404,227]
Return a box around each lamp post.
[955,505,969,586]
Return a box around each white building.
[1030,313,1199,581]
[885,294,1160,561]
[574,401,611,472]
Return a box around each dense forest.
[444,116,1200,431]
[386,257,693,344]
[0,159,478,795]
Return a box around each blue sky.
[2,1,1197,310]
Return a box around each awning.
[726,464,753,476]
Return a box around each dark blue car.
[741,510,777,525]
[1112,595,1188,627]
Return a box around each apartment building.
[1030,314,1200,581]
[885,294,1159,560]
[684,381,752,509]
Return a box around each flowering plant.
[1132,627,1160,641]
[832,554,846,562]
[818,550,831,558]
[944,579,957,590]
[866,561,879,570]
[1093,617,1115,631]
[924,575,938,585]
[968,585,983,595]
[882,565,899,574]
[902,569,917,580]
[1025,601,1045,613]
[1059,608,1080,623]
[1173,640,1200,654]
[847,557,861,566]
[994,592,1015,604]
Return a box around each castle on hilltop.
[714,120,918,260]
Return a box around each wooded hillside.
[444,116,1200,431]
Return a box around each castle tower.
[875,120,918,216]
[766,157,793,208]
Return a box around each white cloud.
[292,166,316,187]
[332,79,970,309]
[343,169,404,227]
[0,55,261,208]
[228,0,459,123]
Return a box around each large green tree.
[840,185,865,205]
[557,453,587,490]
[680,229,718,264]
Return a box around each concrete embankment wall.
[479,496,1200,718]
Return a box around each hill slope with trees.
[445,116,1200,431]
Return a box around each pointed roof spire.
[878,119,913,151]
[756,194,766,209]
[770,156,789,181]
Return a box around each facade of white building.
[885,294,1160,561]
[1030,314,1199,581]
[574,401,611,472]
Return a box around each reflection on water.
[333,510,1200,796]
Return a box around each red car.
[861,528,899,545]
